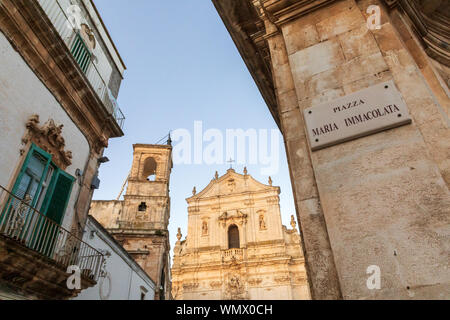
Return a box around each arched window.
[228,225,240,249]
[142,157,157,181]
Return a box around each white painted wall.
[0,31,90,231]
[74,217,156,300]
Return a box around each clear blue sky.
[93,0,296,254]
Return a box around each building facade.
[89,144,173,300]
[171,169,310,300]
[0,0,125,299]
[213,0,450,299]
[74,216,156,300]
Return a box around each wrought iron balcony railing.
[37,0,125,129]
[0,185,103,281]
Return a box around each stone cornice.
[262,0,337,25]
[392,0,450,66]
[0,0,123,154]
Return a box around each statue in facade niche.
[202,221,208,236]
[259,215,266,230]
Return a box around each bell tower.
[113,143,173,300]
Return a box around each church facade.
[171,169,310,300]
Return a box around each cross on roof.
[227,158,235,169]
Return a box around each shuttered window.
[228,225,240,249]
[12,145,52,208]
[42,171,74,225]
[10,144,75,224]
[71,32,92,73]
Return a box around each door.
[35,169,75,257]
[0,145,51,239]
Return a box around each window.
[11,144,74,223]
[140,286,148,301]
[142,157,157,181]
[138,202,147,212]
[228,225,240,249]
[70,32,92,73]
[1,144,75,257]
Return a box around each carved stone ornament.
[210,281,222,289]
[218,210,248,227]
[290,215,297,229]
[225,274,248,300]
[25,115,73,169]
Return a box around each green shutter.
[42,170,75,225]
[35,169,75,257]
[71,33,92,73]
[10,144,52,207]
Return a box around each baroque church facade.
[89,144,173,300]
[172,169,310,300]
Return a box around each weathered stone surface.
[282,23,320,55]
[289,39,345,81]
[338,24,379,61]
[316,4,365,41]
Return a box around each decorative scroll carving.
[244,199,254,206]
[183,282,199,290]
[227,178,236,193]
[266,196,279,205]
[274,275,291,284]
[210,281,222,288]
[24,115,73,169]
[218,210,248,227]
[247,278,263,286]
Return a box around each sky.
[93,0,296,254]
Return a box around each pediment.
[187,169,277,201]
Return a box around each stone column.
[265,19,342,299]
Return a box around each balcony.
[222,248,244,262]
[0,185,103,299]
[37,0,125,129]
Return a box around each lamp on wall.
[98,156,110,164]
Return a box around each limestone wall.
[268,0,450,299]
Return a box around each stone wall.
[273,0,450,299]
